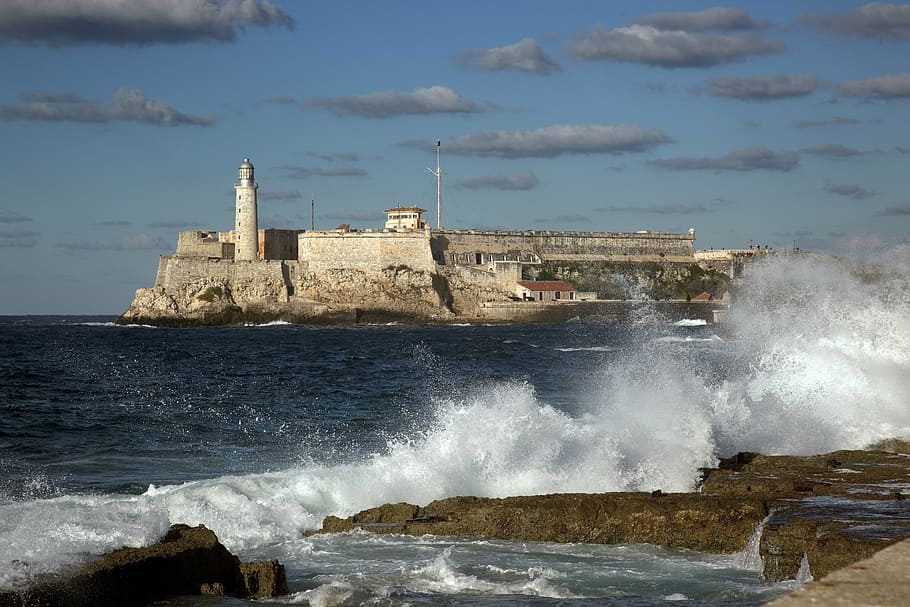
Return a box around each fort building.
[164,157,705,309]
[384,206,429,231]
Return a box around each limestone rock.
[0,524,288,607]
[320,446,910,583]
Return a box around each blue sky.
[1,1,908,314]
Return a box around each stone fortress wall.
[431,229,696,266]
[298,229,437,273]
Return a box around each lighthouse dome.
[237,157,255,184]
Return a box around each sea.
[1,256,908,606]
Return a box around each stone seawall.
[479,300,724,324]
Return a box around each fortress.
[119,158,739,326]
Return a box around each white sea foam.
[673,319,708,327]
[244,320,292,327]
[555,345,614,352]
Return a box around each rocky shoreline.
[2,444,907,604]
[321,443,910,583]
[0,524,287,607]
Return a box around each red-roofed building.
[516,280,577,302]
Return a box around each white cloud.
[837,73,910,99]
[402,124,672,159]
[456,172,540,191]
[281,165,367,179]
[652,146,799,171]
[635,7,769,31]
[456,38,560,74]
[800,144,862,158]
[568,25,783,68]
[802,3,910,41]
[701,75,822,100]
[0,0,293,45]
[0,89,214,126]
[306,86,483,118]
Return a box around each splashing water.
[0,254,908,592]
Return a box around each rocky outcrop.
[320,445,910,583]
[0,524,287,607]
[322,494,768,553]
[116,257,498,326]
[295,266,457,320]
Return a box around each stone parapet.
[298,229,435,273]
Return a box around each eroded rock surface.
[0,524,287,607]
[321,446,910,582]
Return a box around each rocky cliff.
[117,257,515,326]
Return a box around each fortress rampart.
[298,230,436,273]
[431,229,695,265]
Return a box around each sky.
[1,0,909,314]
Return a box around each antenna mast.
[427,140,442,229]
[311,194,315,231]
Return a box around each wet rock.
[321,445,910,583]
[240,560,289,598]
[0,524,287,607]
[322,493,769,554]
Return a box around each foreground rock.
[0,524,287,607]
[767,536,910,607]
[321,444,910,582]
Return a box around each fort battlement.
[298,229,436,273]
[431,229,695,266]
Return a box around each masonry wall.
[175,230,234,259]
[431,230,695,264]
[154,256,295,302]
[298,230,436,273]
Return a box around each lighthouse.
[234,157,258,261]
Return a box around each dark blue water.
[2,261,908,607]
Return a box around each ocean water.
[1,255,908,606]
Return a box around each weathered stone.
[0,524,288,607]
[239,560,289,598]
[319,446,910,583]
[322,493,769,554]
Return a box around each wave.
[673,319,708,327]
[243,320,292,327]
[2,255,908,584]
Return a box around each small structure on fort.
[385,206,428,231]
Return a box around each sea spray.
[723,255,910,453]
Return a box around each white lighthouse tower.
[234,157,259,261]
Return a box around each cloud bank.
[0,228,39,248]
[596,204,711,215]
[701,75,822,100]
[800,144,862,158]
[402,124,672,159]
[456,37,560,74]
[281,165,367,179]
[837,73,910,99]
[568,25,783,68]
[456,172,540,191]
[792,116,860,128]
[0,0,293,46]
[824,183,877,199]
[634,7,768,31]
[652,146,799,171]
[0,89,214,126]
[306,86,483,118]
[802,3,910,41]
